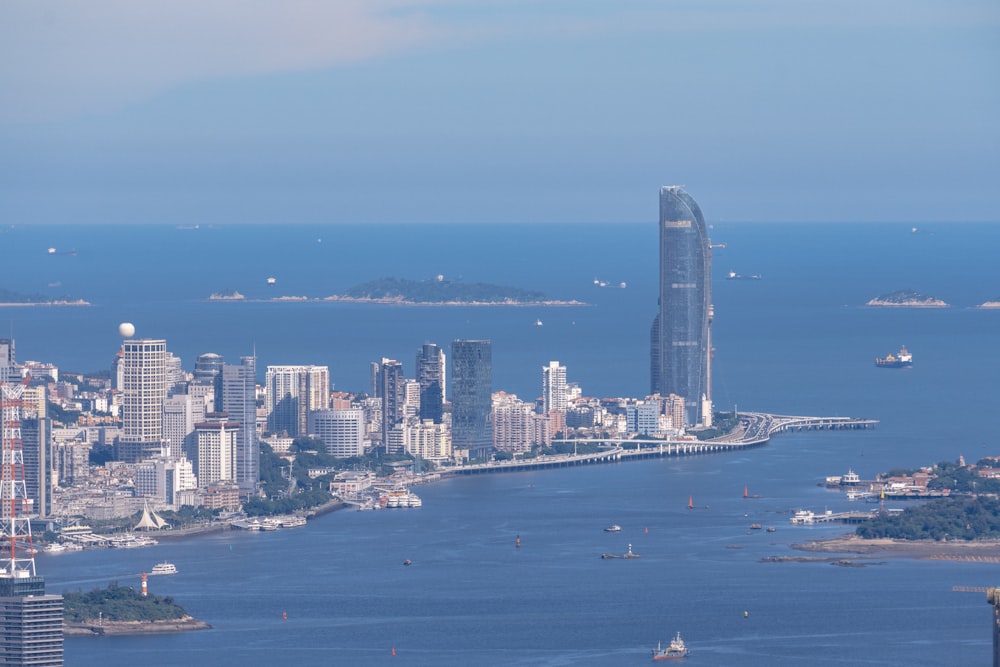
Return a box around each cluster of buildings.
[0,186,717,526]
[0,185,717,666]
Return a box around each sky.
[1,1,998,225]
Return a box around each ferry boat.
[875,346,912,368]
[604,524,622,532]
[652,632,689,660]
[150,562,177,575]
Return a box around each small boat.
[875,346,912,368]
[750,523,762,530]
[652,631,689,660]
[150,562,177,575]
[766,526,776,533]
[535,319,543,327]
[403,559,412,566]
[266,276,277,285]
[604,525,622,532]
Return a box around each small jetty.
[601,543,640,559]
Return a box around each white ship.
[150,562,177,575]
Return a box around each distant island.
[978,299,1000,309]
[0,287,89,307]
[866,289,948,308]
[63,582,210,636]
[327,277,585,306]
[206,277,586,306]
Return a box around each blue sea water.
[3,221,1000,665]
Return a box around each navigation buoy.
[744,610,749,619]
[688,496,693,510]
[515,535,521,549]
[391,647,396,657]
[644,527,649,535]
[744,485,749,499]
[282,611,287,621]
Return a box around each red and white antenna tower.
[0,376,35,577]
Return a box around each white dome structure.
[118,322,136,339]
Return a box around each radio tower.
[0,375,64,665]
[1,376,36,577]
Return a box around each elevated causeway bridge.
[446,412,877,475]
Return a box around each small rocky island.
[978,299,1000,309]
[63,583,211,636]
[866,289,948,308]
[325,277,585,306]
[0,287,88,307]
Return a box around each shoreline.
[65,616,212,637]
[792,534,1000,561]
[208,295,588,306]
[0,300,91,307]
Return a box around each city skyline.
[2,2,997,225]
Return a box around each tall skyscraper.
[416,343,445,423]
[119,338,169,463]
[450,339,493,460]
[265,365,329,437]
[542,361,568,413]
[372,358,403,447]
[650,186,713,428]
[221,356,257,490]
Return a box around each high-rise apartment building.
[221,356,257,490]
[195,416,239,487]
[450,339,493,460]
[265,365,329,437]
[415,343,445,423]
[21,417,50,518]
[650,186,713,428]
[372,358,403,448]
[492,391,534,453]
[119,338,169,463]
[542,361,568,413]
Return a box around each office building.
[416,343,445,423]
[542,361,568,413]
[308,409,365,458]
[118,338,169,463]
[450,339,493,460]
[221,356,258,490]
[0,579,64,666]
[650,186,713,427]
[265,365,329,437]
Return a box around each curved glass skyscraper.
[650,186,712,427]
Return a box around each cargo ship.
[875,346,912,368]
[652,632,689,660]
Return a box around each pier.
[446,412,877,475]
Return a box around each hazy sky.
[2,1,998,224]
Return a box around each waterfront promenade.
[448,412,877,475]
